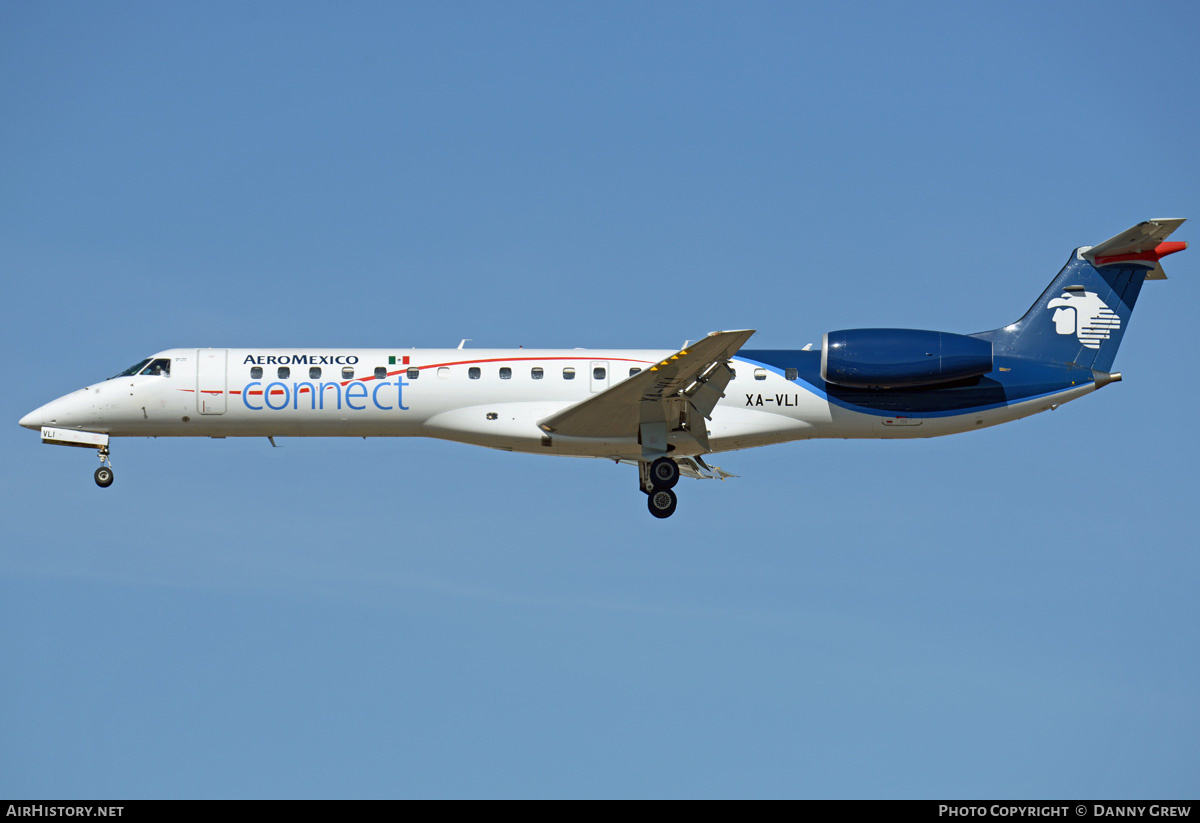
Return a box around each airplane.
[19,219,1188,518]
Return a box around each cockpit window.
[113,359,152,379]
[140,359,171,377]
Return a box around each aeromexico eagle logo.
[1047,290,1120,350]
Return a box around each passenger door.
[196,349,227,414]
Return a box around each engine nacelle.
[821,329,993,389]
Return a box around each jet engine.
[820,329,993,389]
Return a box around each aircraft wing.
[1083,218,1188,280]
[537,329,755,445]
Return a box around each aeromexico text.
[243,354,360,365]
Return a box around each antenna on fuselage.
[458,339,471,349]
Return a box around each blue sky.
[2,1,1197,798]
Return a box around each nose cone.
[19,390,95,430]
[19,403,51,430]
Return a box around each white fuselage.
[21,347,1096,460]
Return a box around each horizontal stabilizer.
[1083,218,1188,279]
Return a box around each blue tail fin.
[977,220,1186,372]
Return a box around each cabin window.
[250,366,263,379]
[277,366,290,379]
[531,367,544,380]
[407,367,419,379]
[310,367,321,379]
[374,367,387,380]
[499,367,512,380]
[629,368,641,377]
[785,368,798,381]
[593,367,606,380]
[342,367,354,379]
[563,367,576,380]
[139,359,171,376]
[437,367,449,379]
[469,367,481,380]
[754,369,767,381]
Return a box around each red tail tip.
[1094,241,1187,266]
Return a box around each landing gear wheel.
[647,487,677,519]
[649,456,680,490]
[94,466,114,488]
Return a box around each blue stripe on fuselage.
[737,349,1093,418]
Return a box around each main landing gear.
[94,445,114,488]
[640,456,680,519]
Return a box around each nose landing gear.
[639,457,680,519]
[94,445,114,488]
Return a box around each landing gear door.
[197,349,228,414]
